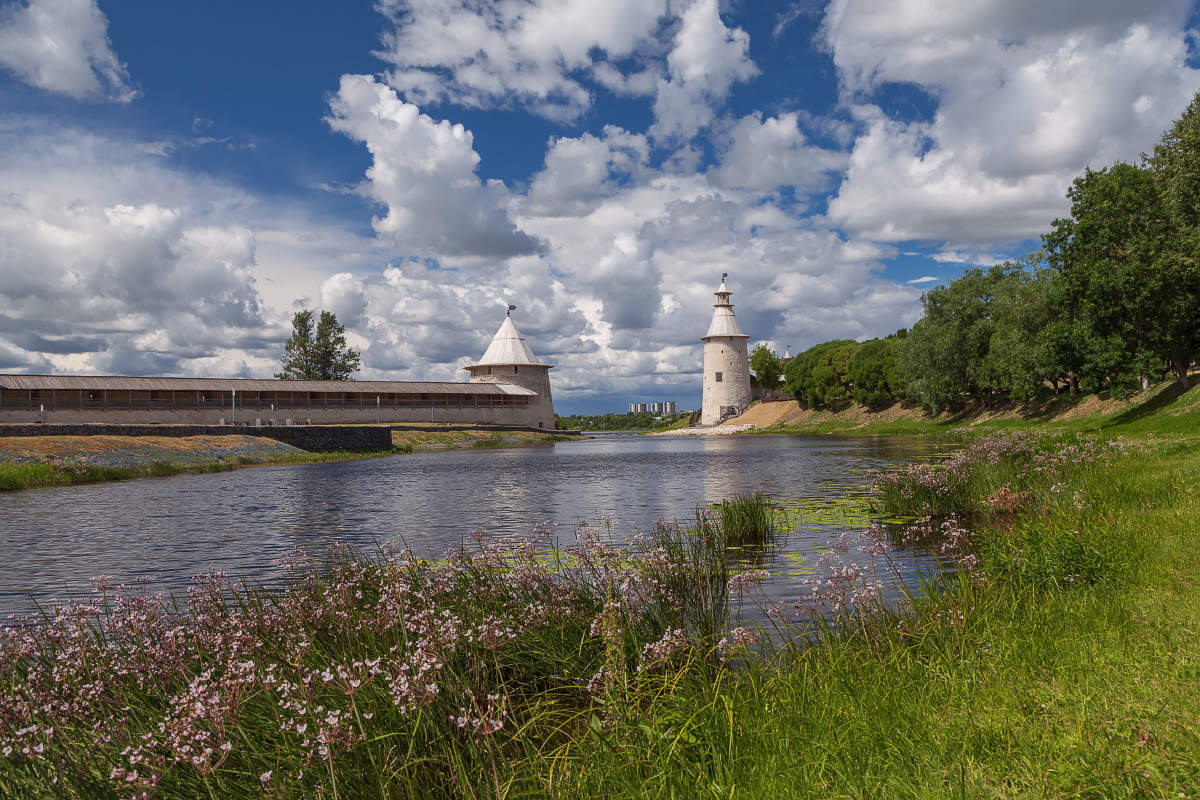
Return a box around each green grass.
[711,492,780,547]
[530,435,1200,798]
[4,404,1198,797]
[764,378,1200,439]
[0,448,402,491]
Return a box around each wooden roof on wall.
[0,374,536,396]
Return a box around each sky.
[1,0,1198,413]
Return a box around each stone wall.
[0,405,551,427]
[0,424,392,451]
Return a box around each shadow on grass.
[1107,381,1190,427]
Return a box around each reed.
[711,491,779,547]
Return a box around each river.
[0,433,944,620]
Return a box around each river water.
[0,434,945,620]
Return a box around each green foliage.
[554,411,690,431]
[1042,163,1174,393]
[748,345,783,391]
[846,338,897,407]
[894,265,1027,413]
[784,340,858,408]
[276,309,362,381]
[1147,91,1200,385]
[711,492,779,546]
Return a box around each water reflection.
[0,434,940,618]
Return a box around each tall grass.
[527,434,1200,798]
[0,510,739,799]
[711,492,779,547]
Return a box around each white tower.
[701,275,751,425]
[465,307,556,429]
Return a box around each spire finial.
[507,304,517,316]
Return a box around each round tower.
[700,275,751,425]
[465,308,556,429]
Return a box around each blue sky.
[1,0,1198,413]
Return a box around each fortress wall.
[0,404,542,427]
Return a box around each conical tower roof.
[468,314,553,368]
[701,277,748,340]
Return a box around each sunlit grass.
[531,434,1200,798]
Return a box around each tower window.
[715,372,723,382]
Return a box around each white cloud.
[906,275,937,284]
[650,0,758,141]
[525,126,650,216]
[0,118,388,377]
[707,112,848,195]
[320,272,368,325]
[375,0,669,121]
[326,74,542,264]
[0,0,137,102]
[823,0,1200,247]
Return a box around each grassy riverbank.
[730,378,1200,438]
[1,426,1195,797]
[0,435,396,492]
[0,429,572,492]
[544,432,1200,797]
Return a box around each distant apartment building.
[628,400,676,415]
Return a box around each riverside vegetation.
[2,405,1197,798]
[0,429,571,493]
[742,93,1200,416]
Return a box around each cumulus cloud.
[0,118,383,377]
[326,74,543,264]
[0,0,137,102]
[375,0,669,121]
[822,0,1200,246]
[650,0,758,141]
[707,112,848,195]
[320,273,368,326]
[525,126,650,216]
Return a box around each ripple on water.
[0,434,945,619]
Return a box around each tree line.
[751,92,1200,414]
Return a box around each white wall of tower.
[701,336,751,425]
[467,366,556,429]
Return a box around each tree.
[893,265,1032,413]
[276,309,362,381]
[982,254,1066,402]
[784,340,858,409]
[1147,90,1200,386]
[749,344,783,392]
[1042,163,1174,392]
[847,338,897,407]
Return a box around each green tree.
[982,254,1067,402]
[1147,90,1200,386]
[784,340,858,409]
[749,344,783,392]
[276,309,362,381]
[1042,163,1174,393]
[894,266,1022,413]
[847,338,897,407]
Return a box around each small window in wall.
[514,366,519,374]
[715,372,723,382]
[487,367,492,375]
